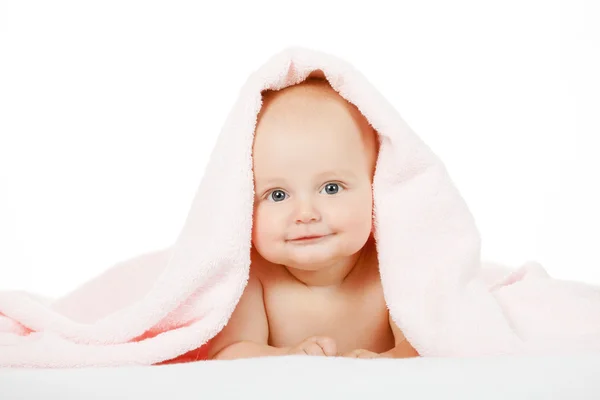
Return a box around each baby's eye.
[320,183,343,195]
[268,189,287,202]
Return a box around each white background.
[0,0,598,298]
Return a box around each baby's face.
[251,80,377,271]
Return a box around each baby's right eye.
[268,190,287,202]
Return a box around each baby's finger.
[312,336,337,356]
[342,349,360,358]
[357,350,379,359]
[343,349,379,358]
[302,343,327,356]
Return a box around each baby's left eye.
[320,183,343,195]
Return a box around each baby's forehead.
[254,78,378,173]
[265,81,351,123]
[258,79,369,134]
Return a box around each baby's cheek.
[253,206,283,241]
[336,197,372,229]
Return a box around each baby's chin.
[279,246,362,271]
[283,257,337,272]
[251,246,329,269]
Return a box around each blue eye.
[268,190,287,202]
[321,183,342,195]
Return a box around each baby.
[208,75,419,360]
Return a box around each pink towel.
[1,47,600,368]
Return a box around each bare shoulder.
[206,252,269,359]
[249,247,291,287]
[351,236,382,287]
[343,240,386,310]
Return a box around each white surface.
[1,355,600,399]
[1,1,599,299]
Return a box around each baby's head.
[251,76,378,271]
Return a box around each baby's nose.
[294,200,321,224]
[296,211,319,224]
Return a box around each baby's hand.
[341,349,380,359]
[287,336,337,356]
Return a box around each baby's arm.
[207,272,338,359]
[207,273,286,360]
[343,314,419,359]
[380,313,420,358]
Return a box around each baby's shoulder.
[354,243,381,282]
[249,249,287,285]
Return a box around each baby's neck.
[285,237,375,288]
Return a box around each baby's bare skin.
[254,236,396,355]
[208,238,419,359]
[207,76,419,360]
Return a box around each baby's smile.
[286,233,335,245]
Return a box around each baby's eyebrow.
[257,171,356,187]
[315,170,357,180]
[256,177,287,187]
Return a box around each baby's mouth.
[288,234,333,243]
